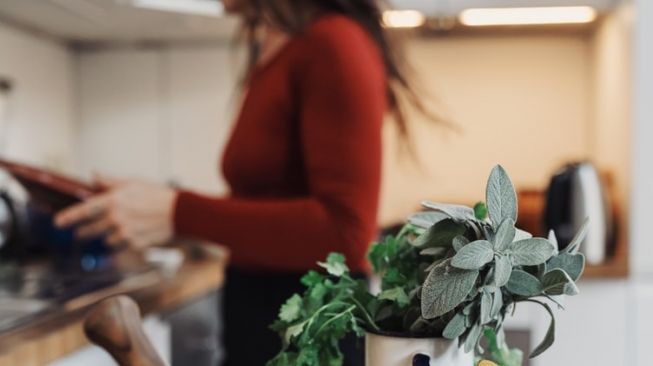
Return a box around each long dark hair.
[241,0,442,140]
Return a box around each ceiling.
[0,0,622,45]
[0,0,239,44]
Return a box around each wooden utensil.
[83,295,166,366]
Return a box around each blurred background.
[0,0,650,365]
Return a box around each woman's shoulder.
[300,14,377,52]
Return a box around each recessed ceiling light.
[459,6,598,27]
[383,10,426,28]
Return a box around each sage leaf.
[408,211,449,230]
[421,201,477,223]
[453,235,470,252]
[486,165,518,228]
[546,253,585,281]
[379,287,410,307]
[443,313,467,339]
[542,269,579,296]
[420,247,448,257]
[563,218,590,254]
[493,254,512,287]
[412,219,467,248]
[421,260,479,319]
[548,229,559,248]
[451,240,494,270]
[490,288,503,318]
[480,289,493,324]
[529,300,556,358]
[317,253,349,277]
[506,270,542,296]
[464,322,483,353]
[509,238,556,266]
[514,228,533,241]
[494,218,516,251]
[279,294,303,322]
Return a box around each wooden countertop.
[0,248,226,366]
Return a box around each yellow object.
[478,361,499,366]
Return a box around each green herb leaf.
[509,238,556,266]
[443,313,467,339]
[408,211,449,229]
[542,269,579,296]
[506,270,542,296]
[490,288,504,318]
[279,294,303,322]
[301,271,324,287]
[528,300,556,358]
[474,202,488,220]
[562,218,590,254]
[494,218,516,251]
[546,253,585,281]
[486,165,518,228]
[451,240,494,270]
[465,322,483,353]
[378,287,410,308]
[453,235,470,252]
[412,219,466,248]
[514,229,533,241]
[493,254,512,287]
[421,260,479,319]
[420,247,448,257]
[421,201,477,223]
[318,253,349,277]
[284,321,306,344]
[480,288,493,324]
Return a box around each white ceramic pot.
[365,332,474,366]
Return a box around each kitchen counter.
[0,247,226,366]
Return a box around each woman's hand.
[54,176,177,249]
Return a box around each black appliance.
[544,162,614,265]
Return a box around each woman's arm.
[175,19,386,271]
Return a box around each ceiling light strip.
[459,6,598,26]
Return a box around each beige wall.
[0,22,76,172]
[380,32,595,224]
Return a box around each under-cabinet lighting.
[383,10,426,28]
[130,0,224,17]
[459,6,597,26]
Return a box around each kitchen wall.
[0,23,76,173]
[76,46,239,193]
[75,31,602,226]
[381,31,594,224]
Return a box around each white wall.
[76,46,238,193]
[0,22,76,172]
[631,0,653,363]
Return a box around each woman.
[56,0,432,364]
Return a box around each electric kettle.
[544,162,614,265]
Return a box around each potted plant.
[267,165,587,366]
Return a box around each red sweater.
[174,15,386,272]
